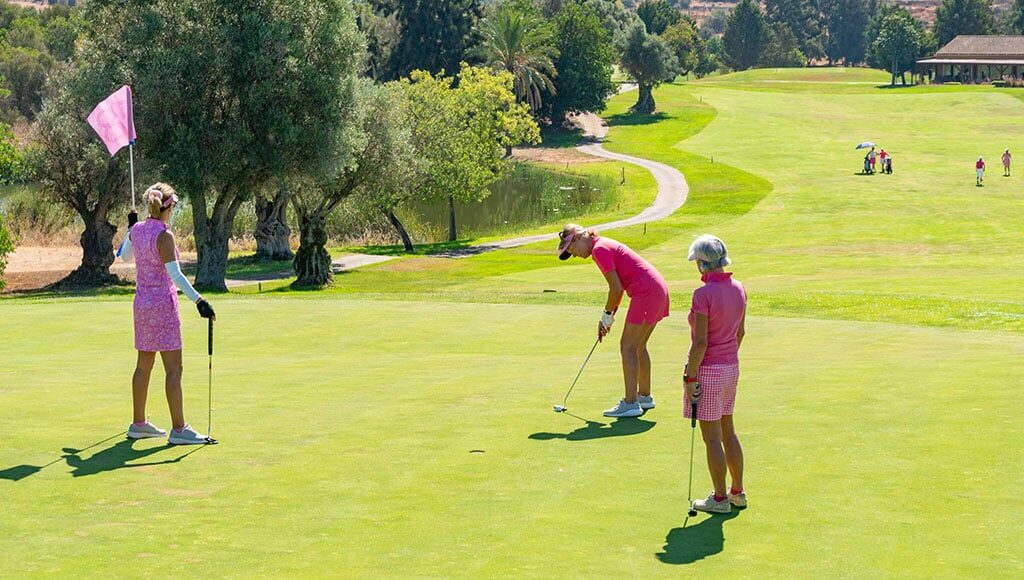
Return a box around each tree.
[34,63,127,287]
[697,34,724,77]
[0,119,25,185]
[404,65,539,241]
[764,0,823,62]
[762,23,806,67]
[0,45,54,121]
[86,0,365,291]
[476,4,558,116]
[723,0,769,71]
[870,10,921,85]
[544,1,616,124]
[0,211,11,292]
[354,1,400,81]
[1006,0,1024,33]
[379,0,483,80]
[701,9,728,39]
[933,0,994,47]
[636,0,680,35]
[581,0,636,43]
[291,80,413,287]
[619,20,676,113]
[43,15,84,62]
[662,15,704,77]
[824,0,869,65]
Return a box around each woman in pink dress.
[1002,148,1011,176]
[119,183,216,445]
[683,234,747,514]
[557,224,670,418]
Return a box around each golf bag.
[863,157,871,174]
[884,158,892,174]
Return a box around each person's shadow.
[528,417,656,441]
[0,433,204,481]
[656,510,740,565]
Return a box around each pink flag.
[87,85,136,156]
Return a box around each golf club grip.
[208,318,214,356]
[690,382,700,428]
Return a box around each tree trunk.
[385,209,414,253]
[891,60,898,86]
[193,190,244,292]
[448,194,457,242]
[504,144,513,158]
[292,211,333,288]
[57,215,119,287]
[632,83,656,114]
[254,191,293,261]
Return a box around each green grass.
[2,299,1022,576]
[6,68,1024,575]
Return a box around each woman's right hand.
[684,380,701,404]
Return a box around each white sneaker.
[603,399,643,418]
[637,395,655,410]
[168,424,210,445]
[728,491,747,508]
[127,421,166,439]
[694,493,731,514]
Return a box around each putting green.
[1,299,1022,575]
[4,68,1024,575]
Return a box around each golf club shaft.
[208,318,213,437]
[687,415,696,507]
[562,337,601,408]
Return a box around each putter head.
[204,437,219,445]
[553,405,567,413]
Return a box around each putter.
[687,382,701,517]
[205,318,218,445]
[553,337,601,413]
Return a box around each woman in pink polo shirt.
[557,224,670,418]
[683,234,747,514]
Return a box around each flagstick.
[129,142,136,210]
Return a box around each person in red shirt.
[976,157,986,186]
[557,224,670,418]
[684,234,748,514]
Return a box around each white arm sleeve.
[116,234,134,262]
[165,261,202,303]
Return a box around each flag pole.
[129,141,136,210]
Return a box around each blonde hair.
[560,223,599,240]
[144,182,179,218]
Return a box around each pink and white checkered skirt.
[683,364,740,422]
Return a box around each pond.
[397,163,617,242]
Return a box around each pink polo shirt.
[590,236,666,296]
[688,272,747,365]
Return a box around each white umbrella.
[855,141,876,150]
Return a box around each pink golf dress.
[131,218,182,352]
[590,236,670,325]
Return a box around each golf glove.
[197,299,216,319]
[600,310,615,331]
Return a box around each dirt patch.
[512,147,602,165]
[1,246,199,293]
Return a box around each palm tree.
[476,6,558,116]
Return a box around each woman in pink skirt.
[118,183,216,445]
[683,234,747,513]
[557,224,670,418]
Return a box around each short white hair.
[687,234,731,272]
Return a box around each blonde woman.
[118,183,215,445]
[557,224,670,418]
[683,235,747,513]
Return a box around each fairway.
[4,68,1024,576]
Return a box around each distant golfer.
[683,235,747,513]
[868,147,877,173]
[1002,148,1012,176]
[118,183,216,445]
[557,224,669,418]
[976,156,986,186]
[878,148,888,173]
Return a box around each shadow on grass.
[539,126,585,149]
[528,417,656,441]
[656,510,741,565]
[0,433,206,481]
[605,111,670,128]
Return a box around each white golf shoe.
[603,399,643,418]
[728,491,747,508]
[637,395,655,410]
[694,493,731,514]
[127,421,166,439]
[168,424,210,445]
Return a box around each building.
[918,35,1024,84]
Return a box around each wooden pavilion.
[917,35,1024,84]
